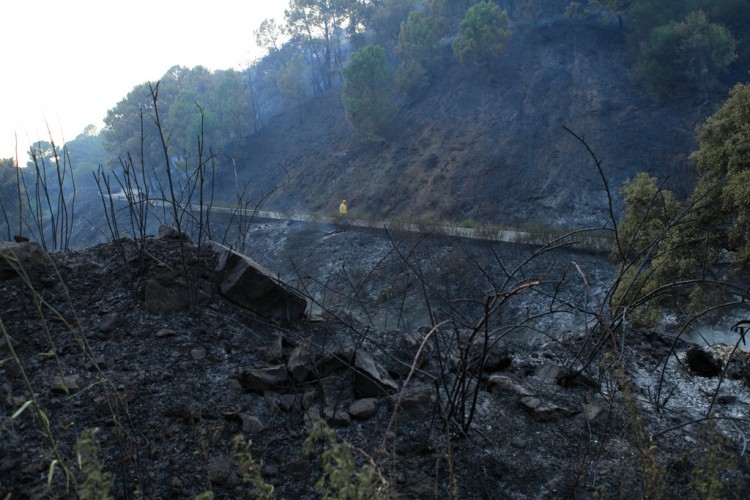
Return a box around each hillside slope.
[227,21,727,228]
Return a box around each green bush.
[343,45,397,141]
[452,1,510,67]
[691,82,750,266]
[304,418,389,499]
[396,11,440,93]
[635,10,737,94]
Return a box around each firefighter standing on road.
[339,199,347,217]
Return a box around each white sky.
[0,0,287,161]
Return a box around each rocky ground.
[2,224,750,498]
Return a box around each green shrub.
[304,418,389,499]
[452,1,511,67]
[635,10,737,94]
[343,45,396,141]
[76,428,113,500]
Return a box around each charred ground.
[2,222,750,498]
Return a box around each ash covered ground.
[2,223,750,498]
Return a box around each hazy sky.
[0,0,287,161]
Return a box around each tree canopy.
[342,44,396,141]
[396,11,440,93]
[285,0,358,93]
[452,1,511,67]
[616,172,683,261]
[276,54,309,109]
[691,82,750,264]
[612,82,750,325]
[635,10,737,94]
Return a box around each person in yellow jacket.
[339,199,347,216]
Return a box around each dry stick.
[336,235,410,328]
[194,102,207,250]
[15,134,22,237]
[571,261,620,359]
[149,82,194,309]
[383,233,500,433]
[46,131,71,251]
[0,192,12,240]
[652,415,750,440]
[562,126,622,260]
[286,259,427,380]
[22,149,46,248]
[379,320,447,453]
[149,82,181,231]
[93,168,120,242]
[93,168,129,268]
[205,153,216,242]
[38,147,58,250]
[384,228,475,328]
[62,147,76,251]
[339,263,377,327]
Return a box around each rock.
[685,346,722,377]
[278,394,302,412]
[302,389,318,409]
[401,475,435,498]
[511,436,527,448]
[144,278,190,314]
[519,396,579,421]
[535,363,568,384]
[98,312,119,333]
[715,394,738,405]
[285,457,311,481]
[304,405,322,432]
[158,225,191,241]
[349,398,378,419]
[353,350,398,397]
[488,374,535,397]
[316,343,356,377]
[156,328,176,338]
[207,455,241,487]
[86,356,107,371]
[262,331,284,363]
[583,403,605,423]
[287,345,313,383]
[236,364,288,392]
[204,241,307,326]
[326,408,351,427]
[261,464,278,478]
[483,349,513,372]
[391,384,435,420]
[0,241,47,280]
[240,414,266,433]
[319,375,354,409]
[50,374,80,394]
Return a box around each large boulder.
[353,349,398,397]
[205,241,307,326]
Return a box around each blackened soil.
[2,234,750,498]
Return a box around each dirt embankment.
[224,21,721,229]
